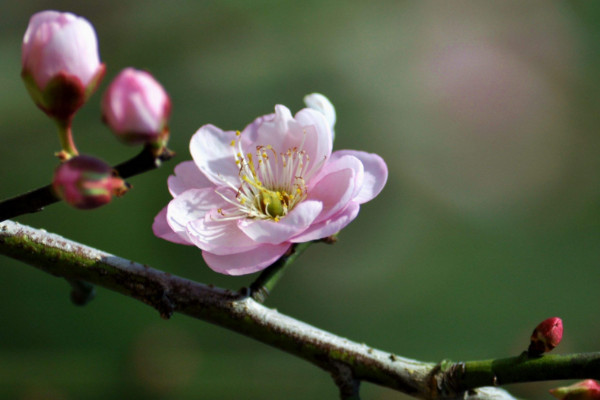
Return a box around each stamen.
[216,131,310,222]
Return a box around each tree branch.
[0,219,598,399]
[0,219,433,396]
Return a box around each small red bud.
[52,155,128,210]
[550,379,600,399]
[528,317,563,355]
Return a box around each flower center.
[215,131,312,222]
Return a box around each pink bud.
[102,68,171,146]
[528,317,563,355]
[52,155,128,210]
[21,10,105,120]
[550,380,600,399]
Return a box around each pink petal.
[251,105,295,155]
[202,243,291,275]
[166,188,226,241]
[238,200,323,244]
[152,205,194,245]
[303,93,336,140]
[291,202,360,243]
[189,124,242,187]
[167,160,213,197]
[307,155,362,223]
[186,217,260,255]
[240,112,276,143]
[330,150,388,204]
[294,108,333,175]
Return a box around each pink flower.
[102,68,171,145]
[153,102,388,275]
[21,10,105,120]
[52,155,128,210]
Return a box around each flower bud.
[52,155,128,210]
[528,317,563,355]
[550,380,600,399]
[102,68,171,146]
[21,10,105,121]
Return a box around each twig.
[450,352,600,390]
[248,241,313,303]
[331,361,361,399]
[0,145,174,222]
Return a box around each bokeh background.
[1,1,600,399]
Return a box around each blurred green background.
[1,1,600,399]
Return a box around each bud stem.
[247,241,314,303]
[55,117,78,160]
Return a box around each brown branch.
[0,219,433,397]
[0,220,597,399]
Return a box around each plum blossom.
[153,99,387,275]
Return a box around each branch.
[0,145,174,221]
[443,353,600,391]
[0,220,433,396]
[0,220,598,399]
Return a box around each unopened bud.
[102,68,171,146]
[21,11,105,121]
[528,317,563,355]
[52,155,128,210]
[550,379,600,399]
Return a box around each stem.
[430,352,600,397]
[248,241,313,303]
[113,144,175,179]
[459,352,600,388]
[0,145,174,222]
[55,117,78,158]
[332,361,361,399]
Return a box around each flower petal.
[189,124,242,187]
[202,243,291,275]
[330,150,388,204]
[238,200,323,244]
[186,217,260,255]
[294,108,333,177]
[251,105,296,154]
[167,160,213,197]
[166,188,225,241]
[291,202,360,243]
[307,155,362,223]
[250,106,332,179]
[152,205,193,245]
[303,93,336,140]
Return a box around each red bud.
[528,317,563,355]
[52,155,128,210]
[550,379,600,399]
